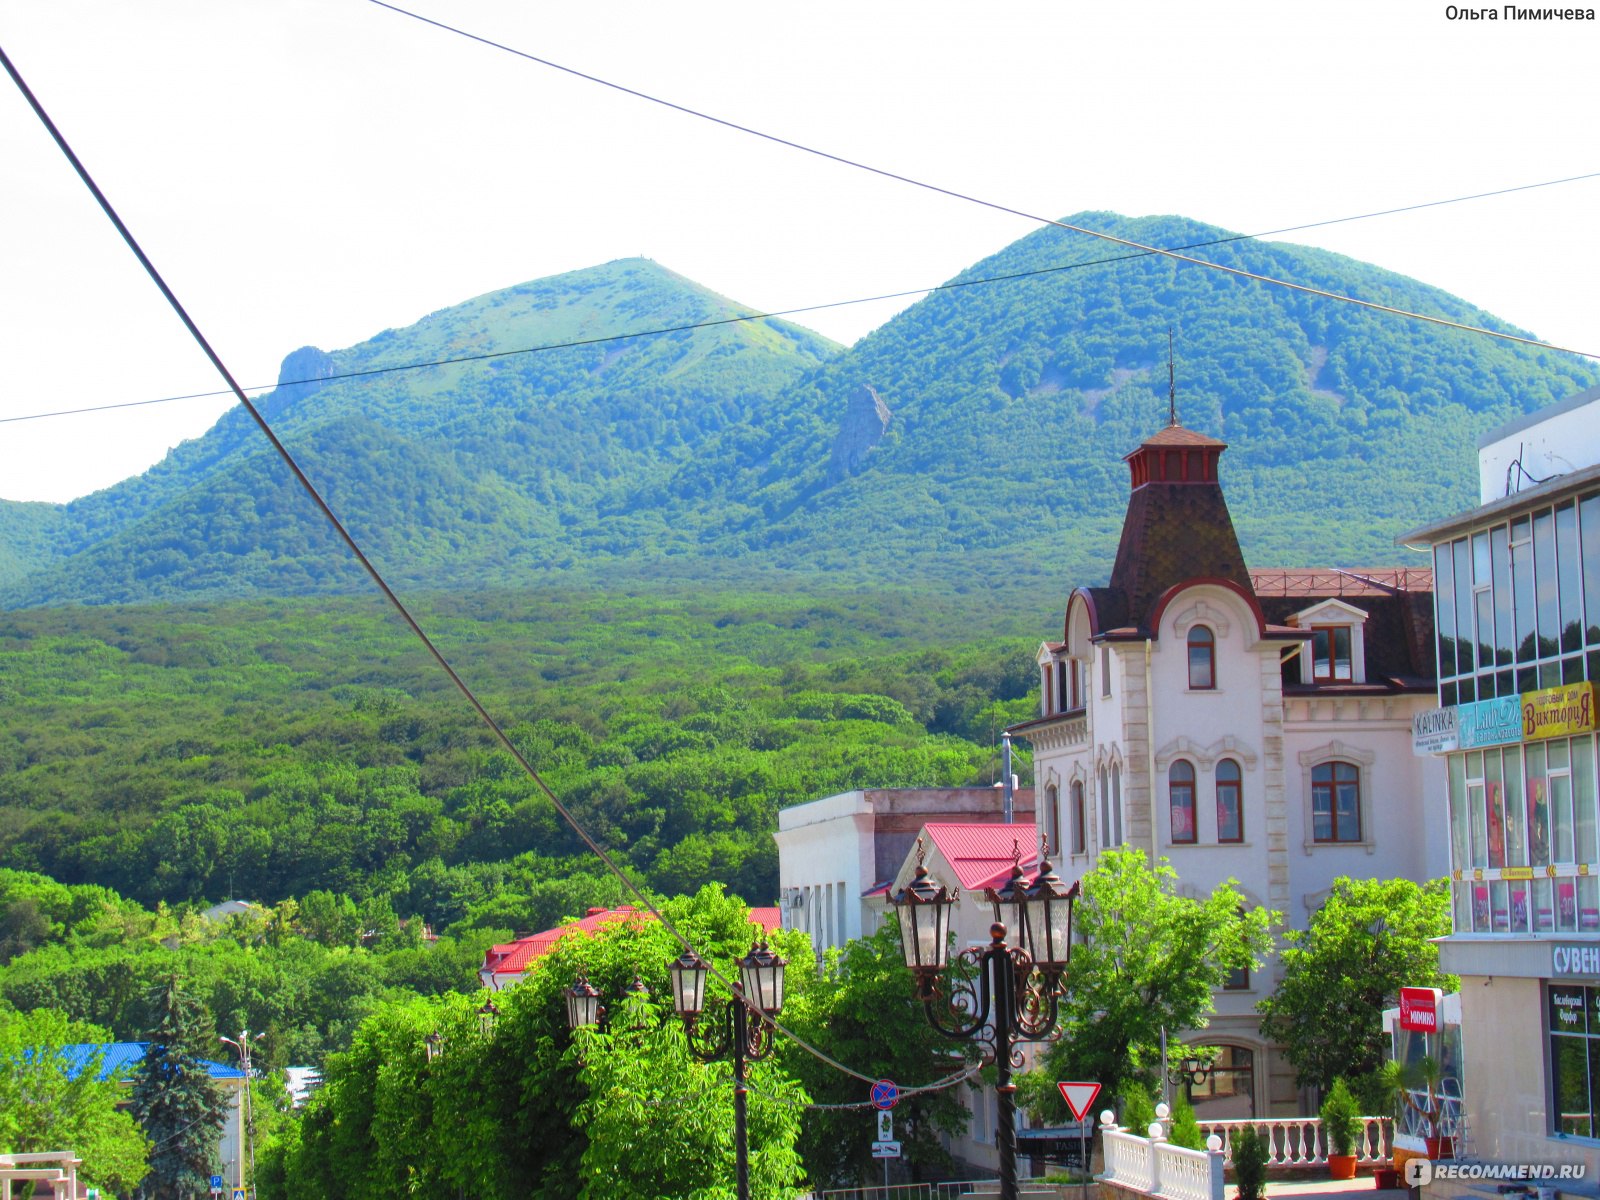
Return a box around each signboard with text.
[1412,706,1459,755]
[1523,683,1597,742]
[1399,986,1442,1032]
[1457,695,1523,749]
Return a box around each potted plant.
[1320,1077,1361,1180]
[1380,1056,1453,1159]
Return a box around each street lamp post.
[891,842,1080,1200]
[219,1030,264,1199]
[566,943,786,1200]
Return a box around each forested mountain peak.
[2,215,1595,607]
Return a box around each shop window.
[1188,626,1215,690]
[1170,760,1197,844]
[1311,626,1353,682]
[1216,759,1243,842]
[1549,984,1600,1138]
[1311,761,1361,842]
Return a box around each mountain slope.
[667,212,1598,579]
[5,217,1596,607]
[3,258,840,605]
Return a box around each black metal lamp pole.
[567,945,786,1200]
[892,841,1080,1200]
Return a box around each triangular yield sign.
[1058,1080,1102,1121]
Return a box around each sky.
[1,0,1596,504]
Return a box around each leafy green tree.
[1258,877,1455,1092]
[778,917,972,1188]
[130,976,229,1200]
[0,1007,150,1196]
[1019,849,1276,1119]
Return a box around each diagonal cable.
[0,38,923,1090]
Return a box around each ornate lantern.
[1022,866,1080,973]
[890,841,954,980]
[668,948,709,1019]
[736,942,787,1015]
[564,974,602,1030]
[988,841,1030,950]
[477,999,500,1036]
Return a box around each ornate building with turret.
[1011,419,1447,1119]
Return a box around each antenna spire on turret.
[1167,327,1178,427]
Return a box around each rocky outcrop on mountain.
[264,346,338,416]
[827,385,891,483]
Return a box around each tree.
[777,917,973,1188]
[1019,849,1276,1120]
[0,1007,150,1196]
[1257,877,1454,1093]
[130,976,229,1200]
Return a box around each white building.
[1012,420,1447,1118]
[1399,383,1600,1184]
[773,787,1033,957]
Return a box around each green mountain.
[4,216,1596,606]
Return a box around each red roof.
[922,822,1039,892]
[1129,423,1226,450]
[481,905,783,980]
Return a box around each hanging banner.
[1457,695,1522,749]
[1523,683,1598,742]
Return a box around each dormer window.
[1290,600,1370,686]
[1311,626,1353,682]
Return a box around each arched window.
[1044,784,1060,857]
[1312,761,1362,842]
[1188,625,1215,690]
[1111,764,1123,845]
[1169,761,1197,843]
[1070,780,1086,855]
[1098,766,1109,848]
[1216,759,1243,843]
[1182,1045,1256,1120]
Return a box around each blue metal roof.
[56,1042,246,1082]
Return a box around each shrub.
[1320,1076,1361,1157]
[1118,1079,1157,1134]
[1168,1094,1206,1150]
[1232,1125,1269,1200]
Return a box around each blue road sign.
[870,1079,898,1110]
[209,1178,222,1191]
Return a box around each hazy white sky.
[2,0,1596,503]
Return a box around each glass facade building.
[1429,487,1600,934]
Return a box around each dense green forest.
[0,587,1042,912]
[5,215,1594,607]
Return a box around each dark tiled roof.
[1107,475,1250,634]
[1257,579,1438,686]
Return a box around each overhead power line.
[0,39,941,1094]
[370,0,1599,363]
[5,167,1599,429]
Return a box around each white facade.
[773,787,1034,957]
[1476,383,1600,506]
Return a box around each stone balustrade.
[1100,1114,1226,1200]
[1198,1115,1393,1167]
